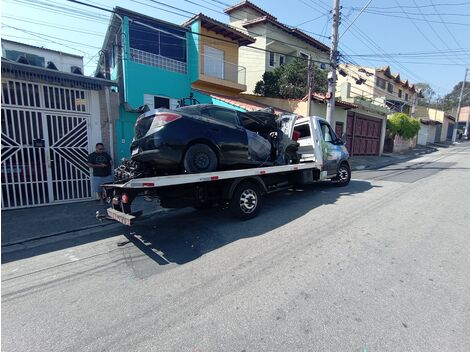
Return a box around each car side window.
[319,122,337,143]
[202,107,240,126]
[293,124,311,139]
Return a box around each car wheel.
[183,143,218,173]
[229,181,263,220]
[332,162,351,187]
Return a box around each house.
[97,8,256,160]
[224,0,330,94]
[1,40,116,209]
[336,64,422,154]
[415,106,455,143]
[458,105,470,134]
[336,64,418,115]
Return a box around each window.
[129,19,187,62]
[279,54,285,66]
[398,89,402,98]
[319,121,337,143]
[293,124,311,139]
[5,50,45,67]
[387,83,394,93]
[376,77,386,89]
[144,94,178,109]
[154,96,170,109]
[405,93,409,101]
[201,107,240,126]
[269,52,275,67]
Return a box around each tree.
[387,113,420,139]
[414,82,436,107]
[439,81,470,112]
[254,58,327,99]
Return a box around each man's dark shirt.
[88,152,112,177]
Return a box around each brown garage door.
[346,112,382,156]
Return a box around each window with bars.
[269,52,275,67]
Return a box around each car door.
[318,120,343,176]
[199,106,250,166]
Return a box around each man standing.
[88,143,113,202]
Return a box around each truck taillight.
[150,112,182,130]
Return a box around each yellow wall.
[242,94,348,127]
[199,26,239,67]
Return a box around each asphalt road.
[2,144,470,352]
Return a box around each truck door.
[318,120,343,176]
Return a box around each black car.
[123,104,298,178]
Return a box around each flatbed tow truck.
[97,116,351,225]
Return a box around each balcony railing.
[201,53,246,86]
[130,48,187,74]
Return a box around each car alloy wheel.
[338,166,349,182]
[194,151,210,170]
[229,181,263,220]
[239,189,257,214]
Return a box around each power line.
[359,9,470,26]
[394,0,466,63]
[348,1,470,10]
[429,0,470,59]
[339,0,373,40]
[2,15,105,37]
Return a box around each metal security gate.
[1,79,92,209]
[346,112,382,156]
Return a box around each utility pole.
[307,56,313,116]
[326,0,340,124]
[452,68,468,142]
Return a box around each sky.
[2,0,470,98]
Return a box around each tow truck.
[97,115,351,225]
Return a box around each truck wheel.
[332,162,351,187]
[229,181,263,220]
[184,143,218,173]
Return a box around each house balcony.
[197,53,247,92]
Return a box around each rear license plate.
[107,208,135,226]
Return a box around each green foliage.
[387,113,421,139]
[439,81,470,112]
[254,58,327,99]
[415,82,436,107]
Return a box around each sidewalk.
[349,144,439,171]
[1,198,160,246]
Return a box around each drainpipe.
[105,87,115,161]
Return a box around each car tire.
[332,162,351,187]
[229,181,263,220]
[183,143,218,173]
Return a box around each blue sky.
[2,0,470,97]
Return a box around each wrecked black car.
[116,104,299,180]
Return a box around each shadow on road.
[2,180,376,265]
[119,180,376,267]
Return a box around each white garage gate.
[1,78,92,209]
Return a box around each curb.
[1,208,171,253]
[350,147,438,172]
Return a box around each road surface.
[2,144,470,351]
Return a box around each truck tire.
[184,143,218,173]
[229,181,263,220]
[332,162,351,187]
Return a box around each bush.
[387,113,420,139]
